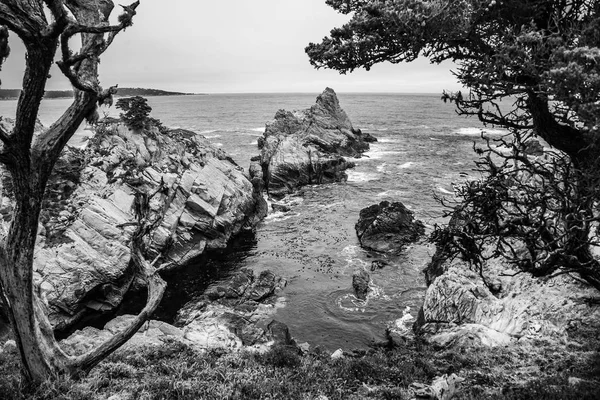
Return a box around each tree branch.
[71,182,169,373]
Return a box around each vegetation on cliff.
[1,330,599,399]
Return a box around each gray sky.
[2,0,460,93]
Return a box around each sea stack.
[254,87,374,199]
[355,201,425,253]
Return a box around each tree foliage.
[116,96,153,130]
[0,0,168,385]
[308,0,600,290]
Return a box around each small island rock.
[355,201,425,253]
[352,269,371,300]
[257,87,373,198]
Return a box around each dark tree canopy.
[307,0,599,155]
[307,0,600,290]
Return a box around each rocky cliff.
[254,88,374,199]
[416,250,600,348]
[0,121,267,330]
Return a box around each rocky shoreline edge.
[0,89,599,399]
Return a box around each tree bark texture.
[0,0,161,384]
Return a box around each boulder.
[370,260,389,271]
[60,314,243,355]
[4,121,268,331]
[257,88,373,198]
[410,374,463,400]
[355,201,425,253]
[417,254,600,348]
[175,269,287,347]
[352,269,370,300]
[267,319,293,346]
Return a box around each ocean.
[0,93,506,350]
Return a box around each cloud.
[0,0,460,93]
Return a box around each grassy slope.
[1,326,599,400]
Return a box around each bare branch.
[56,1,139,95]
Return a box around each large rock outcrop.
[1,121,267,330]
[255,88,374,199]
[355,201,425,253]
[416,253,600,348]
[61,269,287,356]
[175,268,287,349]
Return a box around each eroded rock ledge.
[6,121,267,331]
[253,87,375,199]
[415,250,600,348]
[60,268,288,355]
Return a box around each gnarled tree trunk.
[0,0,168,384]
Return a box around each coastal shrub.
[115,95,167,133]
[1,336,599,399]
[255,344,302,368]
[431,133,600,290]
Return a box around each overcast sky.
[2,0,460,94]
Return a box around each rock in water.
[352,269,370,300]
[355,201,425,253]
[267,320,293,346]
[256,87,373,199]
[22,121,267,330]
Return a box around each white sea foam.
[360,150,406,160]
[199,129,218,135]
[250,127,265,132]
[398,162,414,169]
[373,137,400,143]
[376,163,387,173]
[213,142,223,147]
[455,127,506,136]
[204,134,222,139]
[376,190,404,197]
[264,211,295,223]
[437,187,454,195]
[340,245,360,259]
[336,293,366,312]
[347,170,380,182]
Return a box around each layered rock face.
[174,268,288,350]
[417,253,600,347]
[61,268,288,355]
[355,201,425,253]
[255,88,373,198]
[21,122,267,330]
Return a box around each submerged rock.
[256,87,373,199]
[17,121,268,331]
[352,269,371,300]
[355,201,425,253]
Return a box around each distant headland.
[0,87,202,100]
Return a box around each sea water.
[0,93,506,350]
